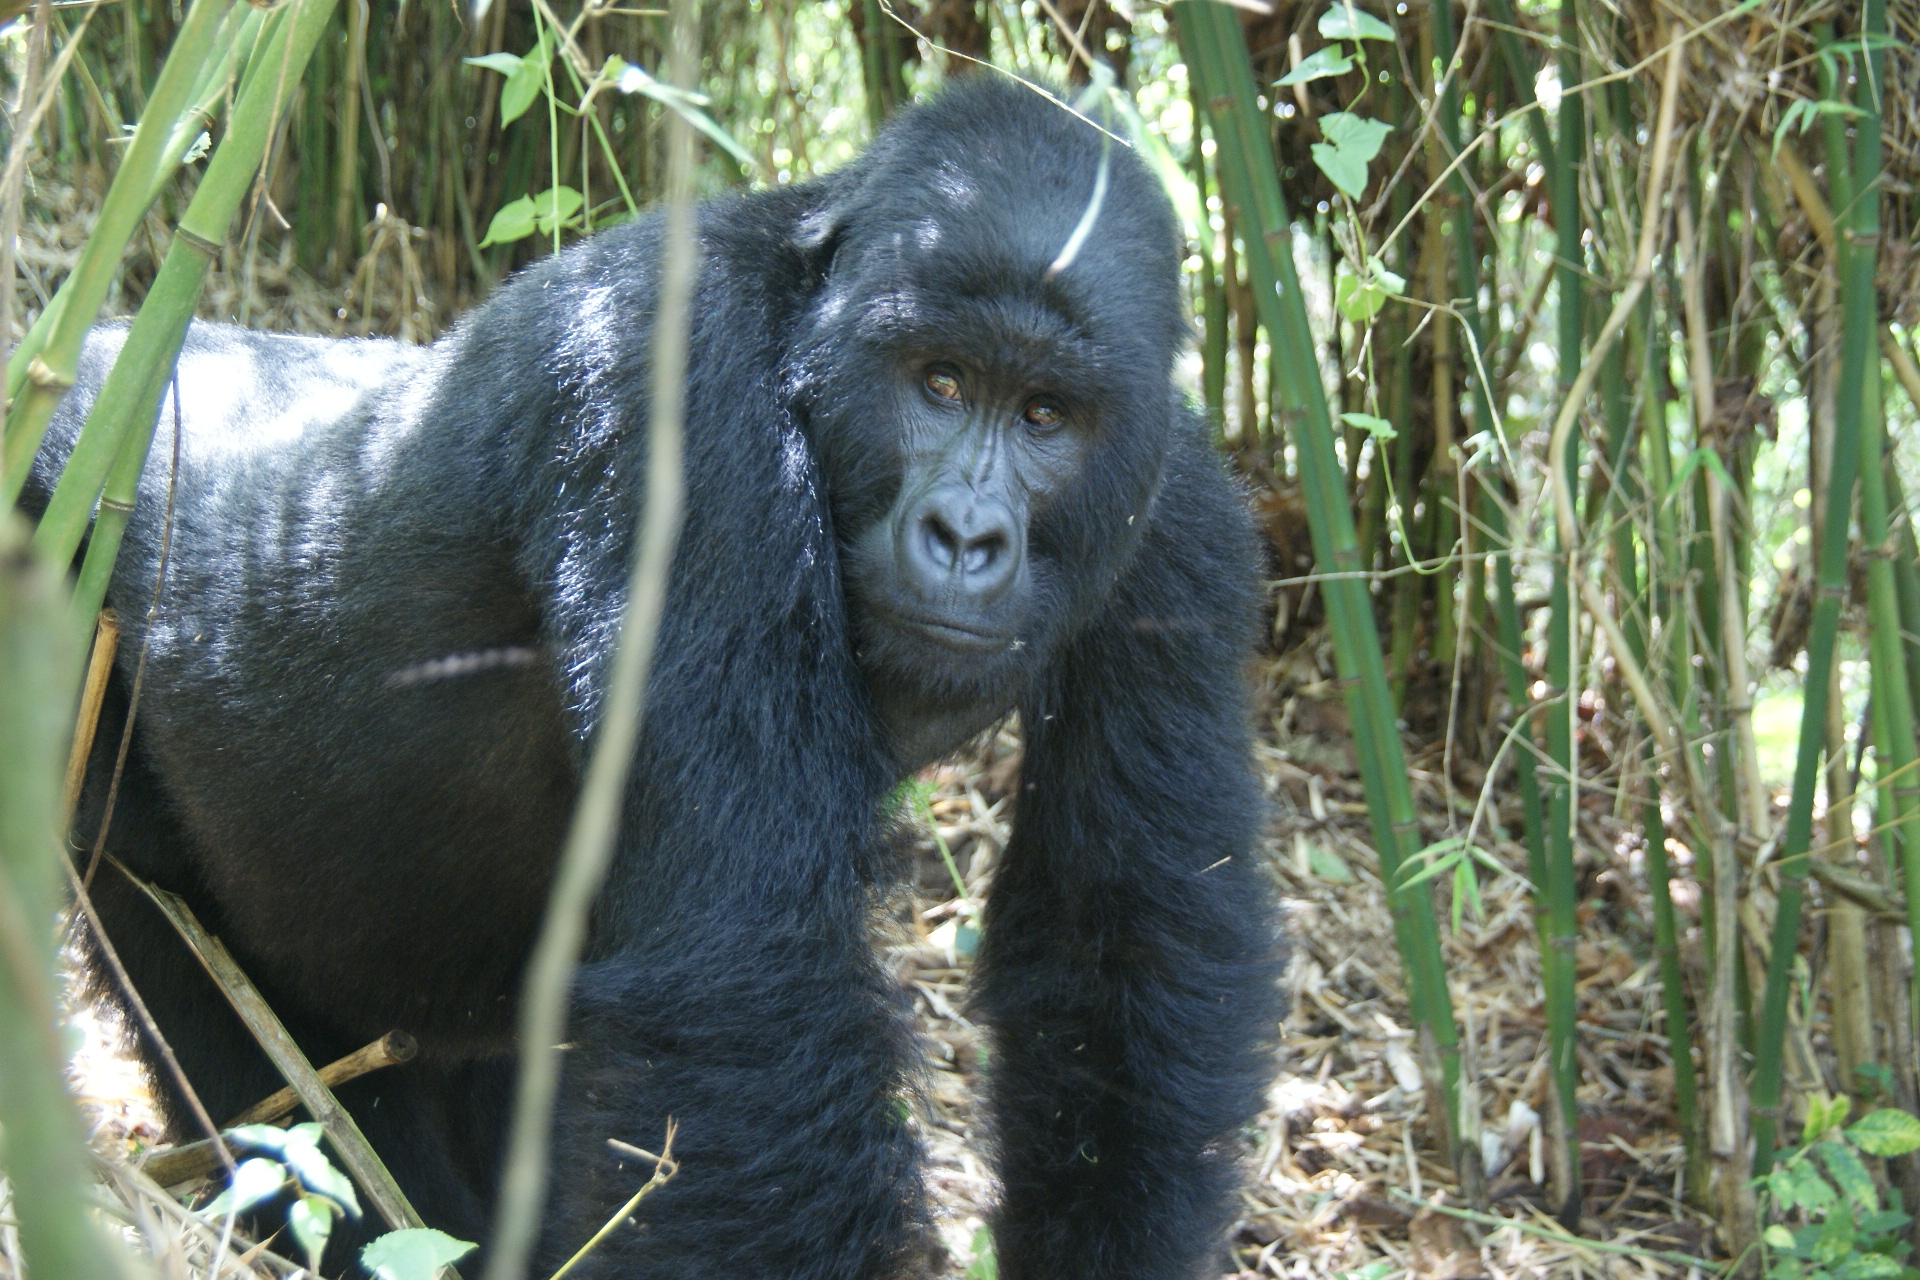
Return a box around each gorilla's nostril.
[921,515,962,570]
[962,535,1003,576]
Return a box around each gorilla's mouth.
[885,610,1017,653]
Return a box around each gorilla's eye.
[925,368,963,401]
[1023,399,1065,429]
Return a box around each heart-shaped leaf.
[1278,46,1354,86]
[479,195,537,248]
[1318,5,1395,42]
[361,1228,479,1280]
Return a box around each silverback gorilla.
[30,78,1281,1278]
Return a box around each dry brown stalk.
[141,1031,421,1187]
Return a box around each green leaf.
[479,195,537,248]
[279,1127,361,1218]
[224,1123,298,1155]
[1339,412,1396,440]
[1849,1110,1920,1157]
[1337,1265,1397,1280]
[963,1225,998,1280]
[1313,113,1393,200]
[532,185,585,234]
[463,52,524,76]
[504,32,554,127]
[1836,1254,1907,1280]
[1785,1160,1839,1213]
[1334,265,1400,322]
[1318,4,1395,41]
[1818,1139,1879,1213]
[1306,841,1354,882]
[204,1157,287,1217]
[288,1196,335,1269]
[1769,1225,1802,1250]
[360,1228,479,1280]
[1813,1204,1856,1267]
[1312,143,1367,200]
[1321,112,1393,162]
[1278,47,1354,86]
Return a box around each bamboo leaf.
[611,56,757,169]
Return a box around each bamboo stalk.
[483,0,695,1273]
[34,0,339,606]
[0,0,232,507]
[1677,200,1767,837]
[1749,0,1886,1175]
[1174,0,1462,1154]
[0,517,123,1280]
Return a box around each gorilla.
[30,77,1281,1279]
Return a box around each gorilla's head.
[784,79,1190,763]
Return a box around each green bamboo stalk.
[1879,459,1920,720]
[3,6,256,443]
[1538,0,1585,1225]
[35,0,340,604]
[0,518,123,1279]
[1174,0,1460,1150]
[1630,288,1705,1192]
[1749,0,1885,1173]
[1859,367,1920,1040]
[0,0,233,508]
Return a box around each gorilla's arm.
[975,432,1282,1280]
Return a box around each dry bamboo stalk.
[60,609,118,826]
[120,870,431,1239]
[1677,195,1769,837]
[141,1031,419,1187]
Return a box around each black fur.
[32,79,1281,1279]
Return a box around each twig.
[542,1123,679,1280]
[141,1031,420,1186]
[115,863,437,1243]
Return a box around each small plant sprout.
[1756,1096,1920,1280]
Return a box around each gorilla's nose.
[903,487,1022,603]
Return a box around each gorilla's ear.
[792,194,847,274]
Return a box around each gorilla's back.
[39,323,579,1046]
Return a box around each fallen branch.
[114,859,437,1253]
[141,1031,419,1187]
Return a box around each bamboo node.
[99,497,137,515]
[25,356,73,390]
[173,225,223,257]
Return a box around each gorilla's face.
[782,103,1190,764]
[839,333,1096,702]
[792,248,1174,766]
